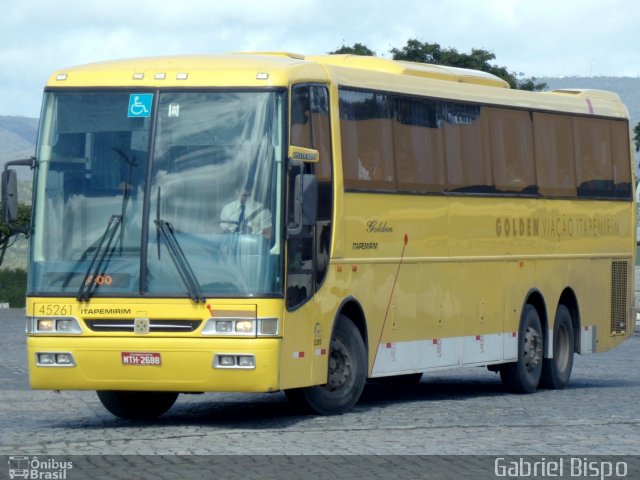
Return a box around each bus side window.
[574,117,615,198]
[534,112,577,198]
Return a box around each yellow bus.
[2,53,635,418]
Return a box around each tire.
[96,391,178,420]
[285,316,367,415]
[500,304,544,394]
[540,305,574,389]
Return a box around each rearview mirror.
[287,173,318,236]
[1,169,18,226]
[2,157,34,234]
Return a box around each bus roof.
[306,54,510,88]
[46,52,629,119]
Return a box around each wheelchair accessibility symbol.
[128,93,153,118]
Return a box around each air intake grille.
[85,319,201,333]
[610,260,628,335]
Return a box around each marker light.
[154,73,167,80]
[56,74,68,81]
[132,73,145,80]
[259,318,278,336]
[176,73,189,80]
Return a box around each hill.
[539,76,640,129]
[0,116,38,144]
[0,116,37,181]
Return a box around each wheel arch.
[335,296,369,356]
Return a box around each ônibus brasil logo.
[8,456,73,479]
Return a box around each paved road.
[1,308,639,478]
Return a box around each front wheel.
[500,304,544,393]
[540,305,574,389]
[285,316,367,415]
[96,391,178,419]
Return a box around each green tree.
[328,43,376,56]
[0,268,27,307]
[330,39,547,91]
[0,203,31,267]
[390,39,546,91]
[634,121,640,152]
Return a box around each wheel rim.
[523,325,542,372]
[326,337,352,392]
[555,324,570,372]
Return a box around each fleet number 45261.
[36,304,72,316]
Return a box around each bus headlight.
[235,320,254,333]
[237,355,255,367]
[36,352,76,367]
[215,320,233,333]
[27,317,83,335]
[37,353,56,365]
[213,354,255,369]
[201,318,256,336]
[55,353,74,365]
[201,317,279,337]
[56,319,76,332]
[37,319,55,331]
[217,355,236,367]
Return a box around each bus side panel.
[369,263,419,376]
[459,261,505,365]
[279,302,317,390]
[415,263,463,370]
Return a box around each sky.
[1,0,638,117]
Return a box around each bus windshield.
[30,90,285,298]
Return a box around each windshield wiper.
[155,219,206,303]
[154,188,205,303]
[76,214,122,301]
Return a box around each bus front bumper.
[27,336,280,393]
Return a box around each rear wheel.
[96,391,178,419]
[540,305,574,389]
[500,304,544,393]
[285,316,367,415]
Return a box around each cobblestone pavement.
[1,308,638,478]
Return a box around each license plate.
[121,352,161,366]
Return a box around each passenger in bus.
[220,187,272,239]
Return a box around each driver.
[220,188,272,239]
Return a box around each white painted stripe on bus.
[371,325,595,376]
[371,332,519,377]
